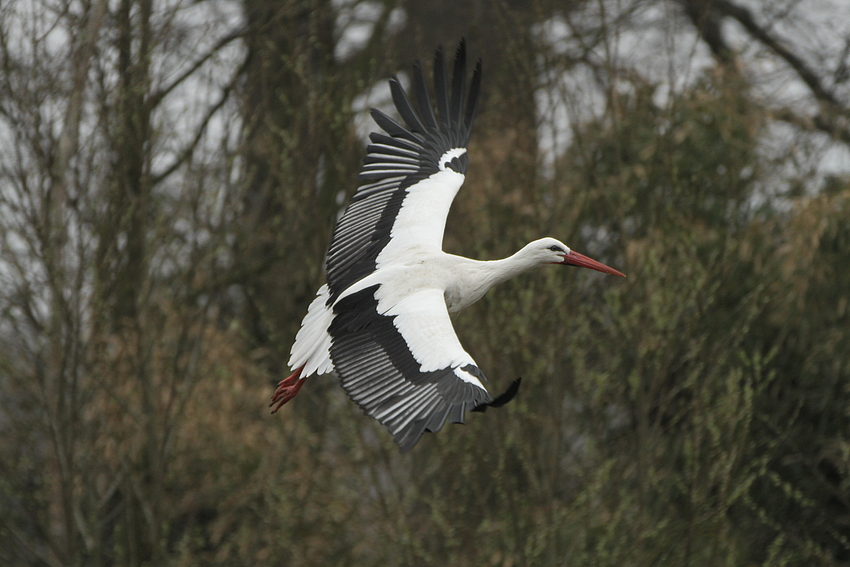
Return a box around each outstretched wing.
[329,285,492,452]
[325,40,482,305]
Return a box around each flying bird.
[271,40,625,451]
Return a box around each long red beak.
[561,250,626,277]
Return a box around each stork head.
[534,237,625,277]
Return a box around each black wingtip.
[463,58,482,144]
[412,59,438,130]
[450,39,468,130]
[433,44,450,124]
[455,37,467,59]
[471,378,522,413]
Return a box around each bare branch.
[773,107,850,145]
[712,0,841,108]
[148,28,246,108]
[151,60,245,185]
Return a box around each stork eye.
[548,245,565,252]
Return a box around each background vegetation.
[1,0,849,565]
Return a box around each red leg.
[270,365,306,413]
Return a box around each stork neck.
[444,244,547,313]
[484,245,544,286]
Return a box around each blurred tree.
[0,0,849,565]
[0,0,244,564]
[236,0,339,347]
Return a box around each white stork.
[271,40,625,452]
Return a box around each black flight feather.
[433,45,450,125]
[464,59,482,143]
[450,39,467,132]
[412,60,438,131]
[368,132,421,153]
[369,108,422,146]
[389,77,426,135]
[471,378,522,412]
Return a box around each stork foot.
[270,365,305,413]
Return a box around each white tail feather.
[288,284,335,377]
